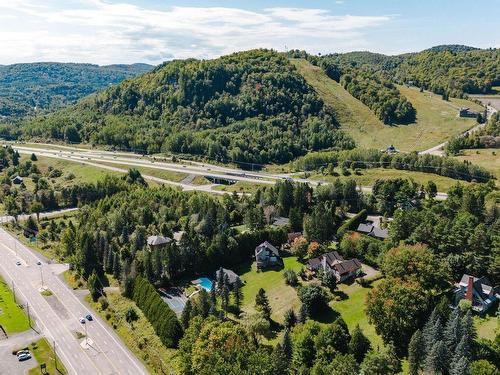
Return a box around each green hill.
[293,58,484,152]
[0,62,152,119]
[22,49,354,164]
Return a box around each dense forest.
[20,50,354,163]
[0,62,151,119]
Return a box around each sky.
[0,0,499,65]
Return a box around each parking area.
[158,288,187,316]
[0,331,40,375]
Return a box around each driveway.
[158,288,187,316]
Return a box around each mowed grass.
[332,279,384,348]
[213,181,268,194]
[27,338,67,375]
[474,315,499,341]
[0,276,30,334]
[87,292,180,374]
[238,256,304,323]
[454,148,500,181]
[293,58,484,152]
[97,161,188,183]
[306,167,468,192]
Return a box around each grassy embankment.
[454,148,500,181]
[0,276,30,334]
[292,58,484,152]
[27,338,67,375]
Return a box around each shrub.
[283,269,299,287]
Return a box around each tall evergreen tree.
[298,303,309,323]
[349,324,371,363]
[450,355,470,375]
[181,299,192,329]
[408,329,424,375]
[282,328,293,360]
[233,277,243,312]
[425,340,447,375]
[255,288,272,321]
[284,308,297,329]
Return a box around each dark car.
[85,314,93,321]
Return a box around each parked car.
[36,261,42,265]
[18,353,31,361]
[85,314,93,321]
[15,261,21,266]
[16,350,29,357]
[79,317,86,324]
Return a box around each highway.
[0,228,149,375]
[6,142,448,199]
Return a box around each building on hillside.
[385,144,398,154]
[147,235,172,250]
[356,223,389,240]
[11,175,23,184]
[459,107,479,118]
[215,268,240,286]
[453,274,499,314]
[308,251,362,283]
[272,216,290,228]
[255,241,282,269]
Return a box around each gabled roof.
[255,241,279,257]
[323,251,344,267]
[272,216,290,227]
[332,259,362,275]
[458,274,495,297]
[216,268,239,284]
[147,235,172,246]
[357,223,373,234]
[371,227,389,239]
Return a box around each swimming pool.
[197,277,213,291]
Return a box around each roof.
[272,217,290,227]
[307,257,322,269]
[458,274,495,297]
[173,231,185,242]
[255,241,279,257]
[216,268,239,284]
[332,259,362,275]
[147,235,172,246]
[370,227,389,239]
[11,175,23,182]
[323,251,344,266]
[357,223,373,234]
[287,232,302,243]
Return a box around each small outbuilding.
[11,175,23,185]
[147,235,172,250]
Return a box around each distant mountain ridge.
[0,62,152,119]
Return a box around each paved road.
[0,207,78,224]
[5,142,448,199]
[0,228,148,375]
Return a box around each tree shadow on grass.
[311,305,340,324]
[332,290,349,301]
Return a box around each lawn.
[0,276,30,334]
[474,315,499,341]
[27,338,67,375]
[238,256,305,323]
[293,58,484,152]
[306,167,468,192]
[213,180,268,194]
[97,161,188,183]
[454,148,500,181]
[87,292,180,374]
[331,279,384,348]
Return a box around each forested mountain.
[22,49,354,163]
[0,62,152,119]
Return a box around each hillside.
[0,62,152,119]
[22,49,354,164]
[294,58,484,151]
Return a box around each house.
[307,251,344,272]
[459,107,479,118]
[453,274,499,314]
[287,232,302,244]
[147,235,172,250]
[215,268,240,286]
[356,223,389,240]
[331,259,362,283]
[255,241,282,269]
[385,144,397,154]
[11,175,23,185]
[173,231,185,244]
[272,216,290,228]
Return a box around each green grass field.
[238,256,304,323]
[213,181,268,194]
[97,161,188,183]
[27,338,67,375]
[474,315,499,341]
[454,149,500,181]
[87,292,179,374]
[293,58,484,152]
[0,276,30,334]
[306,167,469,192]
[332,279,384,348]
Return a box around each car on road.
[16,350,29,357]
[15,260,21,266]
[85,314,93,321]
[18,353,31,361]
[79,317,86,324]
[36,260,42,265]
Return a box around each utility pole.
[84,321,88,346]
[27,302,31,328]
[11,281,15,303]
[40,266,44,289]
[53,340,57,371]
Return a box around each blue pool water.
[198,277,213,291]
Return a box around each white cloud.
[0,0,392,65]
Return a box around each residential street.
[0,228,148,375]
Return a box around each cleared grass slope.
[293,58,484,152]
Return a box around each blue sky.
[0,0,498,65]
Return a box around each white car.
[79,317,86,324]
[18,353,31,361]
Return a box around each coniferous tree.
[349,324,371,363]
[87,271,101,302]
[408,329,424,375]
[233,277,243,312]
[425,340,447,374]
[255,288,272,321]
[112,252,121,280]
[284,308,297,329]
[181,299,192,329]
[450,355,470,375]
[282,328,293,360]
[221,274,230,314]
[444,309,462,364]
[298,303,309,323]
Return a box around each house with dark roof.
[308,251,362,283]
[147,235,172,250]
[356,223,389,240]
[255,241,282,269]
[453,274,499,314]
[215,268,240,286]
[11,175,23,185]
[459,107,479,118]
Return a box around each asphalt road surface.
[0,228,148,375]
